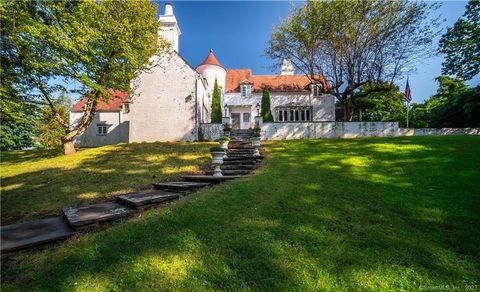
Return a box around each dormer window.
[241,85,251,97]
[240,79,253,97]
[312,84,323,97]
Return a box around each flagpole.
[406,101,409,128]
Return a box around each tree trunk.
[62,137,76,155]
[343,100,354,122]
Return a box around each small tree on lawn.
[2,0,169,154]
[211,78,222,123]
[261,87,273,122]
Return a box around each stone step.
[228,146,253,150]
[152,181,210,192]
[222,161,256,166]
[226,153,255,158]
[217,164,254,170]
[223,155,264,161]
[63,202,135,230]
[1,217,75,253]
[206,169,250,176]
[181,175,241,183]
[227,149,254,153]
[116,189,179,209]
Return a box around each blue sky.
[159,1,478,103]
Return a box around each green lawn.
[0,142,213,224]
[2,136,479,290]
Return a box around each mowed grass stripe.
[1,136,479,290]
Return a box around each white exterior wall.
[128,52,207,142]
[224,91,335,127]
[196,64,226,93]
[70,111,129,147]
[261,122,399,140]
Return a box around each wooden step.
[152,181,210,192]
[116,189,179,209]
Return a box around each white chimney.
[158,3,181,52]
[164,3,173,15]
[280,59,294,75]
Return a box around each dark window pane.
[301,110,305,121]
[284,111,288,121]
[289,110,294,121]
[306,110,310,121]
[295,110,299,121]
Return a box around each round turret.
[196,50,226,92]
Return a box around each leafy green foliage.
[2,137,479,289]
[405,76,479,128]
[211,79,222,123]
[439,0,480,80]
[0,94,36,150]
[266,0,440,121]
[425,76,479,127]
[34,95,71,149]
[261,87,273,122]
[351,82,406,125]
[209,146,224,152]
[2,0,168,153]
[218,136,230,141]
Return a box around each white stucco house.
[70,4,335,147]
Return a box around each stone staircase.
[1,131,264,254]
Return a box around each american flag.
[404,79,412,103]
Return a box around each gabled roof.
[225,69,330,93]
[71,89,130,112]
[197,50,223,68]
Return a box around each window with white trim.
[97,125,108,135]
[276,107,312,122]
[241,85,251,97]
[123,103,130,114]
[313,84,323,97]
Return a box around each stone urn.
[219,136,230,159]
[210,147,224,177]
[251,136,261,156]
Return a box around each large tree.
[266,0,440,121]
[439,0,480,80]
[351,82,406,125]
[1,0,168,154]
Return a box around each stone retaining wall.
[261,122,400,139]
[199,122,479,141]
[199,123,223,141]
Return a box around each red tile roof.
[197,51,222,68]
[225,69,330,93]
[71,89,130,112]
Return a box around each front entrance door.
[241,112,251,129]
[231,113,240,129]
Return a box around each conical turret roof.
[197,50,222,68]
